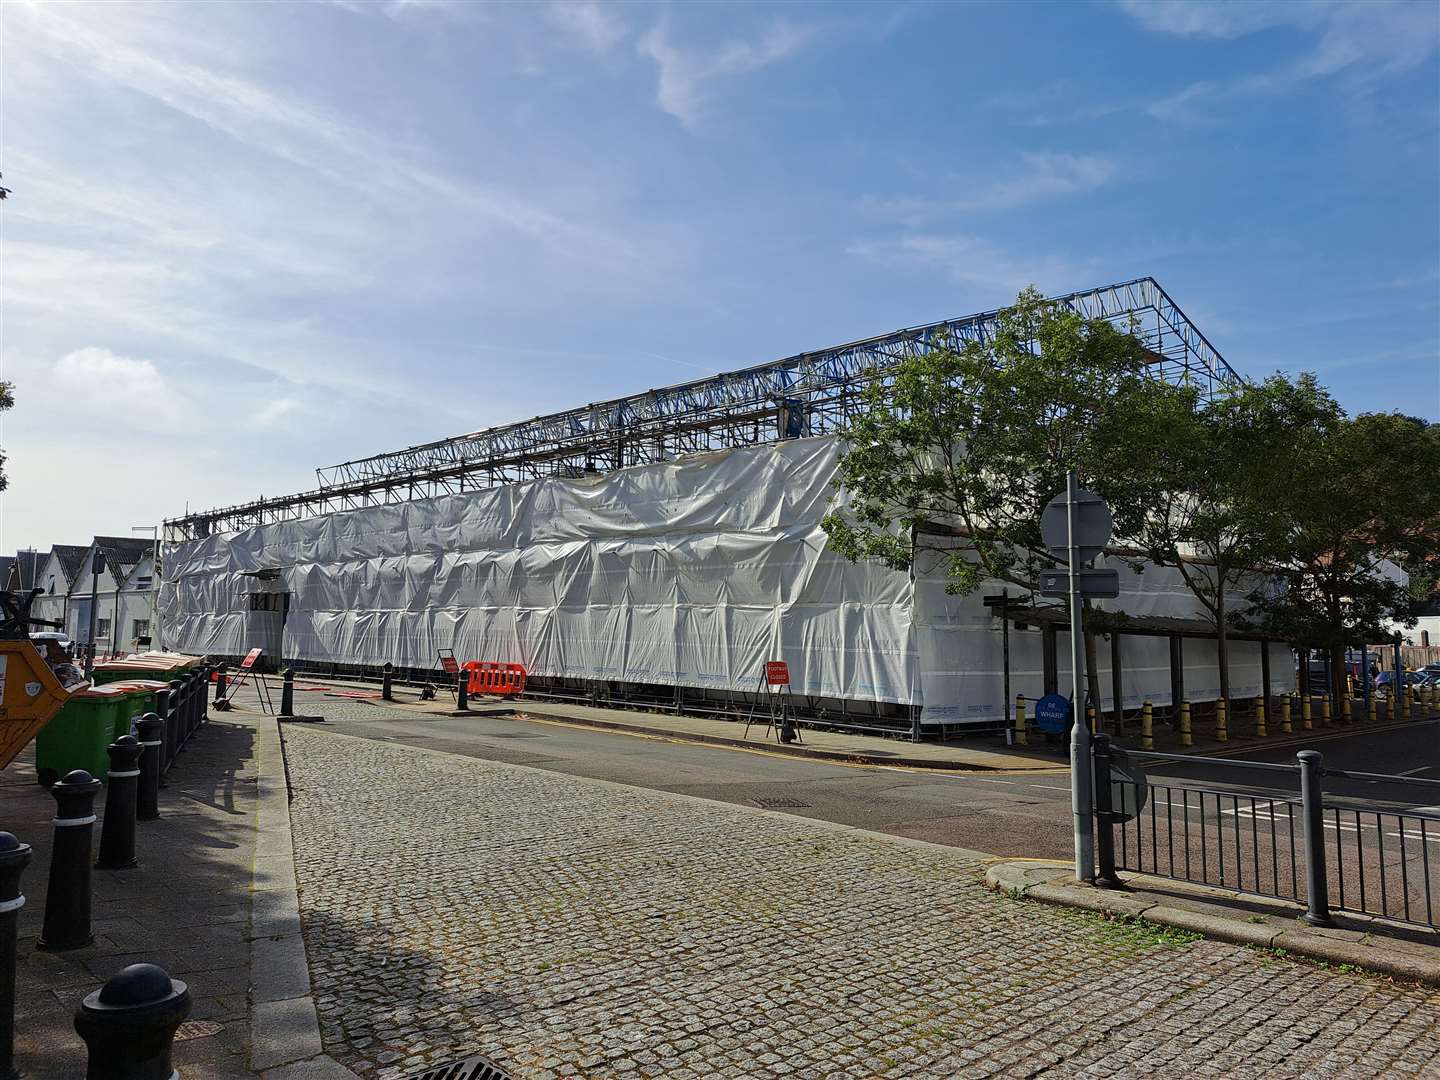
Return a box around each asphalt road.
[264,697,1437,859]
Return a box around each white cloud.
[1119,0,1440,120]
[46,347,186,425]
[864,152,1119,223]
[253,397,302,427]
[638,20,815,128]
[846,234,1097,295]
[546,1,626,52]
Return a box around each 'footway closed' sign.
[765,661,790,686]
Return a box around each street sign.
[1040,487,1112,564]
[1106,745,1149,822]
[1039,568,1120,599]
[240,648,263,670]
[764,661,790,687]
[1034,693,1071,735]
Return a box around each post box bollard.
[96,737,143,871]
[456,670,469,712]
[382,663,394,702]
[0,834,32,1080]
[1254,696,1266,737]
[214,664,228,705]
[74,963,192,1080]
[135,715,163,823]
[279,669,295,718]
[40,770,102,951]
[1013,695,1027,747]
[1215,699,1228,742]
[1140,700,1153,750]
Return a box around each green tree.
[1099,374,1333,713]
[0,380,13,493]
[821,287,1179,712]
[1247,410,1440,701]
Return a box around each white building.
[66,537,160,657]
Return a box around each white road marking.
[1399,766,1433,776]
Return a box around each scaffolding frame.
[164,277,1237,541]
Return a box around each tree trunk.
[1329,641,1347,706]
[1215,592,1231,720]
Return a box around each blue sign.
[1034,693,1072,735]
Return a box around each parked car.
[1375,670,1423,695]
[28,631,72,654]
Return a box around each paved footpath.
[281,726,1440,1080]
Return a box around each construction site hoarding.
[159,436,1292,724]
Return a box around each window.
[135,576,153,590]
[96,618,111,637]
[132,619,150,640]
[48,575,55,595]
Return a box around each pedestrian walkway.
[3,720,259,1078]
[281,724,1440,1080]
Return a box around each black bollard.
[198,665,210,726]
[166,680,184,766]
[213,664,228,705]
[96,736,143,871]
[39,770,102,951]
[152,690,171,783]
[0,833,32,1080]
[382,662,394,702]
[135,715,163,823]
[186,670,200,737]
[279,668,295,717]
[456,670,469,712]
[74,963,192,1080]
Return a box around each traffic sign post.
[1040,472,1113,885]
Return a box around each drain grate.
[751,797,812,809]
[404,1055,512,1080]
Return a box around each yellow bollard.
[1255,696,1267,738]
[1087,704,1097,735]
[1341,696,1352,724]
[1215,699,1229,742]
[1320,695,1332,727]
[1280,695,1292,734]
[1141,700,1153,751]
[1180,701,1192,748]
[1368,694,1377,723]
[1379,695,1388,723]
[1301,694,1312,731]
[1401,687,1410,721]
[1014,695,1027,747]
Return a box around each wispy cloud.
[638,20,816,128]
[1120,0,1440,122]
[862,152,1119,224]
[16,5,618,258]
[546,1,627,53]
[846,234,1097,295]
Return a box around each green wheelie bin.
[35,685,132,786]
[105,681,168,740]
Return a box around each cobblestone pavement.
[282,726,1440,1079]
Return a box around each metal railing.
[1093,737,1440,930]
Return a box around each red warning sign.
[239,648,263,670]
[765,661,790,687]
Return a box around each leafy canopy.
[822,287,1181,598]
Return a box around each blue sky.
[2,0,1437,547]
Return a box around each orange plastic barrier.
[461,661,527,697]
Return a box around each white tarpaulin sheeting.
[161,435,1293,724]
